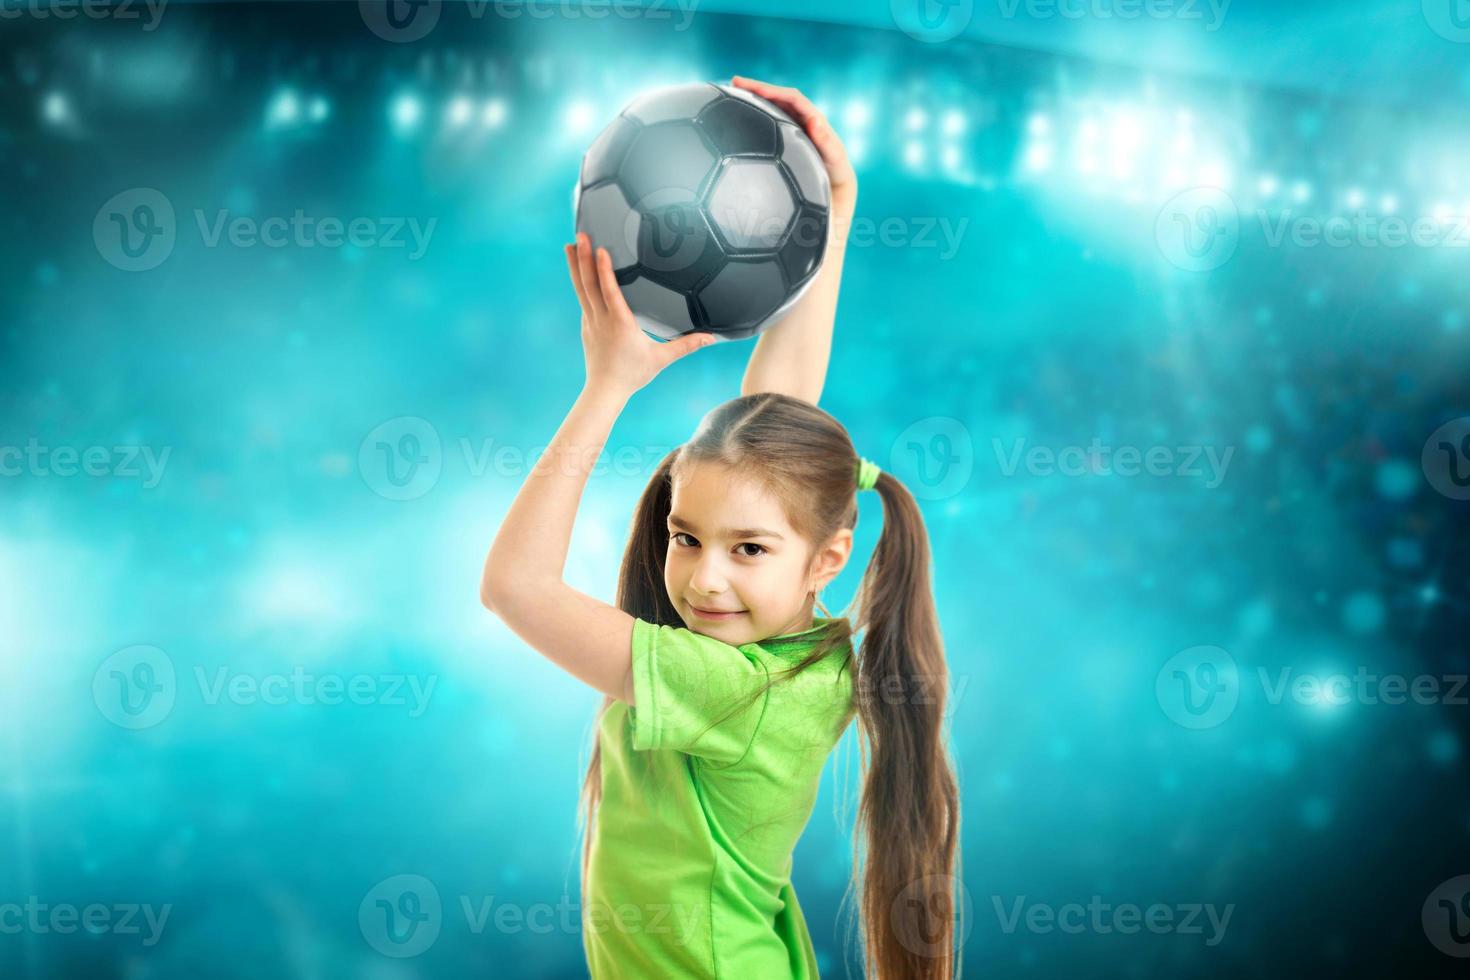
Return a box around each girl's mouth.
[689,604,746,621]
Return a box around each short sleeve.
[628,618,772,765]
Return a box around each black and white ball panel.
[574,181,640,272]
[624,83,722,126]
[580,114,639,189]
[696,259,788,334]
[778,121,829,205]
[713,82,799,127]
[695,96,778,157]
[625,278,695,340]
[707,159,796,251]
[636,204,726,292]
[619,122,718,206]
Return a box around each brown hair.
[576,392,962,978]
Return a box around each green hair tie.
[856,456,881,492]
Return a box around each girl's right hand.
[729,75,857,214]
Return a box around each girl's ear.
[808,528,855,592]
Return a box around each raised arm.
[479,235,715,704]
[731,76,858,407]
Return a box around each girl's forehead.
[671,466,790,528]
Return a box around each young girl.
[480,76,961,979]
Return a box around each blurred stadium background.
[2,1,1469,977]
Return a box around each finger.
[565,244,593,312]
[577,232,607,318]
[732,76,819,125]
[662,332,718,365]
[595,247,633,322]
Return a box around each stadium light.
[447,95,474,128]
[42,91,69,125]
[564,100,596,135]
[267,88,300,128]
[391,94,422,134]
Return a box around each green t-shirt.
[584,615,856,979]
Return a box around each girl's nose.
[689,556,728,594]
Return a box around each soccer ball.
[572,82,831,343]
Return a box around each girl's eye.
[669,532,765,558]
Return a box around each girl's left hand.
[730,75,857,212]
[565,231,717,397]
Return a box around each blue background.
[2,1,1469,977]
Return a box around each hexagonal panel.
[636,204,727,293]
[625,276,695,339]
[714,83,798,127]
[696,258,788,333]
[778,203,827,289]
[619,122,718,209]
[707,159,795,251]
[624,83,722,125]
[574,182,639,271]
[696,97,778,157]
[581,114,640,189]
[779,122,829,205]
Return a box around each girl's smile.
[687,603,747,621]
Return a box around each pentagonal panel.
[778,203,827,289]
[714,83,798,127]
[625,276,695,338]
[696,258,788,332]
[619,122,718,209]
[581,114,639,188]
[624,83,722,125]
[636,204,727,293]
[696,97,778,157]
[574,182,639,271]
[707,159,795,251]
[779,122,829,205]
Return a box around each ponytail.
[844,469,963,978]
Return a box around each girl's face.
[664,461,850,645]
